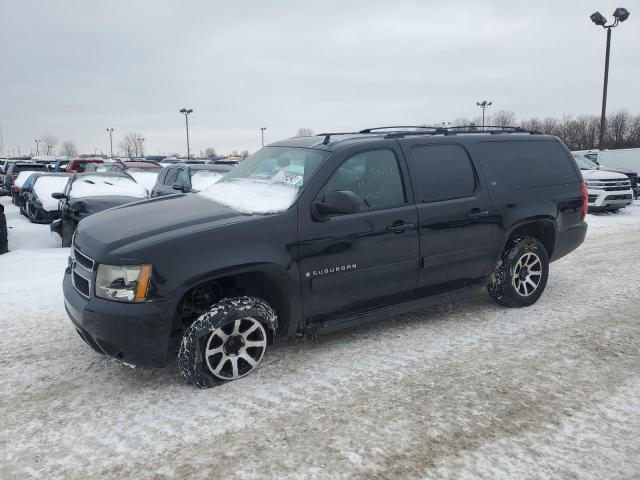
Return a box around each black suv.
[64,127,588,387]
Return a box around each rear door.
[399,139,493,290]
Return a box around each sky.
[1,0,638,157]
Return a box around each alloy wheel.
[511,252,543,297]
[204,317,267,380]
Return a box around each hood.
[580,169,628,180]
[599,165,636,175]
[74,194,248,259]
[69,196,138,215]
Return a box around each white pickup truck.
[574,155,634,211]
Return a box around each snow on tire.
[487,235,549,308]
[177,296,277,388]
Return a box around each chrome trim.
[70,246,95,299]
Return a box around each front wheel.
[178,296,277,388]
[487,235,549,308]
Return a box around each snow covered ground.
[1,196,640,480]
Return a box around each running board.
[304,280,485,336]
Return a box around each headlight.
[95,264,152,302]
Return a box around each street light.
[260,127,267,147]
[476,101,492,130]
[179,108,193,159]
[106,128,114,158]
[590,7,630,149]
[34,139,41,156]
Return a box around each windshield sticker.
[272,170,303,187]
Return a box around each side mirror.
[312,190,360,221]
[51,192,67,200]
[173,183,185,191]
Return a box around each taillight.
[10,173,18,179]
[581,181,588,220]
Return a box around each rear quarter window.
[479,140,578,189]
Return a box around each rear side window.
[408,144,477,202]
[479,140,578,189]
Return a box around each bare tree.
[59,141,78,157]
[119,132,145,158]
[41,134,58,155]
[203,147,217,158]
[240,150,250,159]
[491,111,516,127]
[229,150,239,157]
[296,127,314,137]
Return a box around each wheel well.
[509,221,555,257]
[173,270,291,342]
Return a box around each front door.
[298,145,420,323]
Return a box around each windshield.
[573,155,598,170]
[198,146,329,214]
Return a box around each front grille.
[72,271,90,298]
[588,194,598,202]
[586,178,631,191]
[74,248,94,270]
[71,245,95,299]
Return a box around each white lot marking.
[1,196,640,479]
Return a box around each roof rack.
[314,125,542,145]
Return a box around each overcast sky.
[1,0,638,157]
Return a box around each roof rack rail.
[358,126,436,133]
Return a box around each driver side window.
[324,149,405,211]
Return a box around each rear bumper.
[63,268,178,367]
[551,222,587,262]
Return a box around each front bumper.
[63,267,178,367]
[587,187,633,209]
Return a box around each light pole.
[590,8,630,150]
[260,127,267,147]
[179,108,193,158]
[106,128,114,158]
[476,101,492,129]
[34,139,41,156]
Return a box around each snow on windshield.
[127,170,159,194]
[190,171,224,191]
[69,175,148,199]
[33,176,70,211]
[14,171,39,188]
[199,179,298,214]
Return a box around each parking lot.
[1,196,639,479]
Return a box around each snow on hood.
[190,171,224,191]
[70,175,148,199]
[14,171,39,188]
[581,169,628,180]
[127,171,159,194]
[33,176,70,211]
[198,179,298,214]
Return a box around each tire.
[61,220,75,247]
[487,235,549,308]
[178,296,277,388]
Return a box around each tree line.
[450,110,640,151]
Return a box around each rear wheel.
[178,296,276,388]
[488,235,549,308]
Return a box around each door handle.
[466,210,489,220]
[386,222,415,233]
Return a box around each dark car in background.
[18,172,46,215]
[150,163,232,197]
[50,172,148,246]
[2,162,48,192]
[22,173,71,223]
